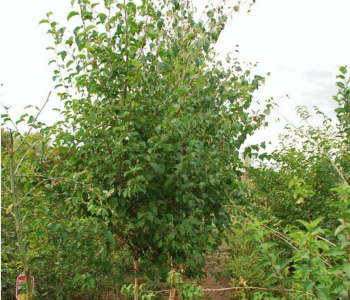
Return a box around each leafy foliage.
[240,66,350,299]
[1,125,131,299]
[246,69,349,229]
[41,0,269,283]
[3,0,348,299]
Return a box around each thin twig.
[19,179,49,201]
[1,104,21,133]
[203,0,224,28]
[202,286,314,296]
[198,0,212,22]
[229,195,335,268]
[1,206,15,218]
[275,109,348,187]
[1,181,11,193]
[1,132,12,151]
[14,139,40,174]
[276,109,298,130]
[317,235,336,247]
[229,198,300,251]
[14,91,51,153]
[150,286,314,297]
[325,152,350,187]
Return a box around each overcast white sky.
[1,0,349,151]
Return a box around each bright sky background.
[1,0,349,151]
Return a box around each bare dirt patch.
[200,243,233,300]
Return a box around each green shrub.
[227,227,274,300]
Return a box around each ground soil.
[199,243,233,300]
[101,244,234,300]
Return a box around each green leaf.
[337,82,345,88]
[330,281,347,294]
[298,217,323,231]
[105,231,116,245]
[109,197,117,208]
[67,11,79,21]
[310,217,324,229]
[59,51,67,61]
[302,280,314,293]
[66,60,74,68]
[186,32,196,40]
[262,269,276,281]
[325,247,346,256]
[335,224,347,236]
[343,262,350,278]
[275,259,290,272]
[85,25,95,32]
[339,66,347,74]
[257,258,270,267]
[75,54,86,59]
[206,9,214,18]
[136,219,145,227]
[203,41,210,53]
[116,206,126,217]
[151,163,165,174]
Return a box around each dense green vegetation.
[1,0,349,299]
[230,66,350,299]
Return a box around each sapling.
[2,93,50,300]
[8,131,34,300]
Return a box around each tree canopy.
[42,0,268,280]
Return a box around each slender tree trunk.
[133,246,140,300]
[169,288,179,300]
[9,134,33,299]
[168,261,180,300]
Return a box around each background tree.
[1,107,129,300]
[240,66,350,299]
[246,67,349,229]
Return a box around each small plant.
[167,269,204,300]
[1,98,52,299]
